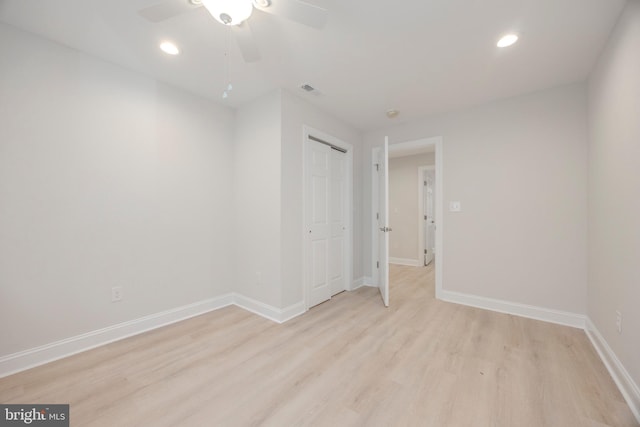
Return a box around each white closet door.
[306,140,332,308]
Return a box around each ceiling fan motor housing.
[202,0,254,26]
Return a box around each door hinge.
[376,261,379,269]
[377,212,379,220]
[424,180,427,186]
[424,249,427,254]
[375,163,379,171]
[424,215,427,220]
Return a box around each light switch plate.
[449,201,462,212]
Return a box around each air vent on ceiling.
[300,83,322,96]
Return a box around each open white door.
[377,137,390,307]
[424,173,435,266]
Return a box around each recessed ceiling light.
[497,34,518,48]
[160,41,180,55]
[386,110,399,119]
[253,0,271,7]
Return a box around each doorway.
[419,166,436,266]
[303,127,353,310]
[372,136,443,304]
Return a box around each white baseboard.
[0,291,310,379]
[278,301,307,323]
[352,277,365,290]
[232,293,306,324]
[13,284,634,427]
[389,257,421,267]
[439,291,638,422]
[0,294,234,379]
[352,276,376,290]
[585,318,640,423]
[440,290,586,329]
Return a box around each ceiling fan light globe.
[202,0,253,26]
[253,0,271,8]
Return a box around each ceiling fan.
[138,0,328,62]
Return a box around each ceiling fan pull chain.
[222,26,232,99]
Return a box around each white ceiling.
[0,0,626,131]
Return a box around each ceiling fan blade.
[232,22,261,63]
[138,1,200,23]
[258,0,328,29]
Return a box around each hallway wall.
[389,153,435,264]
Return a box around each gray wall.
[281,91,363,308]
[233,91,283,308]
[0,24,235,355]
[233,89,363,309]
[587,0,640,389]
[364,83,588,314]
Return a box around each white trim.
[352,277,365,290]
[278,302,307,323]
[371,148,380,287]
[302,125,353,309]
[434,289,639,422]
[0,294,234,378]
[434,138,443,300]
[0,293,311,378]
[375,137,443,300]
[440,290,586,329]
[352,276,376,290]
[389,257,421,267]
[585,318,640,423]
[233,294,306,324]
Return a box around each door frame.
[371,136,443,300]
[302,125,354,311]
[418,165,435,266]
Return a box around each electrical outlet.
[111,286,123,303]
[449,201,462,212]
[615,310,622,333]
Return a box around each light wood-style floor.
[1,264,637,426]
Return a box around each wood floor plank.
[1,264,637,426]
